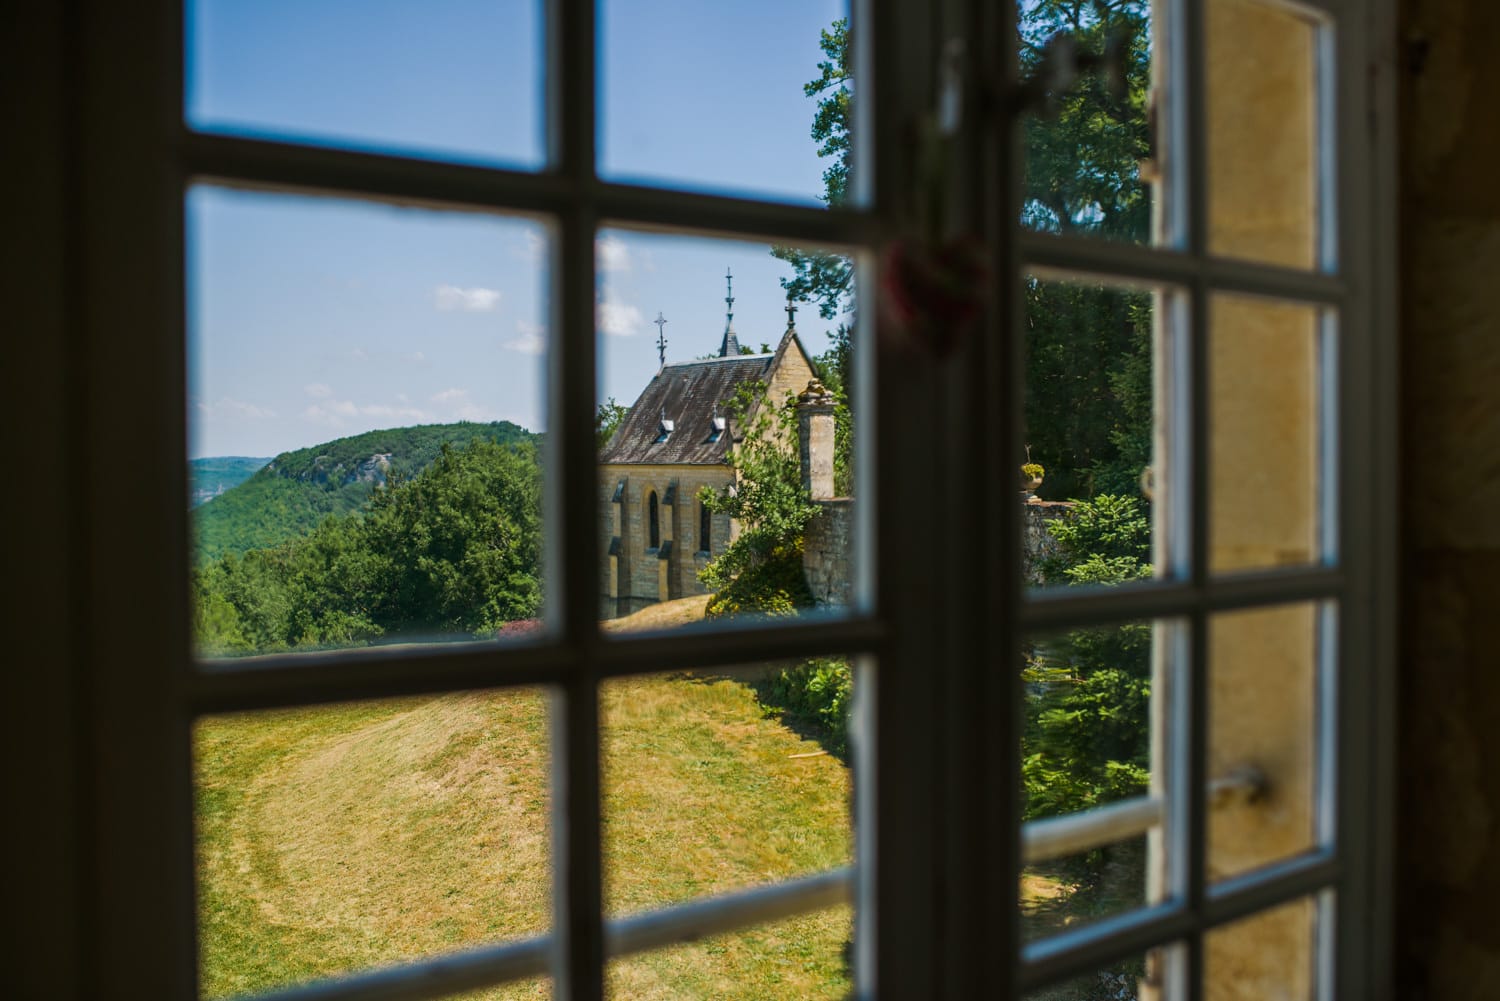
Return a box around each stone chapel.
[597,275,821,619]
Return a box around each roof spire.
[784,293,798,333]
[718,268,740,357]
[654,311,669,368]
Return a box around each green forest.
[194,435,542,654]
[193,421,534,562]
[190,456,270,507]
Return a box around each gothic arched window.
[647,491,660,549]
[699,502,711,554]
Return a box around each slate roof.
[599,353,773,465]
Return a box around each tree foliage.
[194,439,542,654]
[1023,495,1153,819]
[771,17,855,321]
[698,383,819,618]
[595,398,629,451]
[1019,0,1152,239]
[193,421,536,563]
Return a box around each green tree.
[1023,494,1153,819]
[771,17,855,321]
[595,398,629,450]
[697,383,819,618]
[193,438,543,653]
[1019,0,1152,239]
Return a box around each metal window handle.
[1009,26,1132,118]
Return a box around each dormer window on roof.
[654,408,675,444]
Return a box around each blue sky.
[186,0,850,458]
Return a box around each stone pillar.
[796,379,837,501]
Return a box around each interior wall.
[1398,0,1500,996]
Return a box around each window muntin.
[1010,0,1369,995]
[145,0,1386,997]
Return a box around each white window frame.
[39,0,1396,998]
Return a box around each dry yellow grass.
[196,597,852,999]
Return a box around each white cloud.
[200,397,277,420]
[304,383,333,399]
[435,284,502,312]
[408,351,427,364]
[302,398,429,428]
[519,229,546,264]
[597,300,644,337]
[350,347,370,361]
[427,387,492,422]
[505,320,547,356]
[596,235,632,273]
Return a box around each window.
[700,502,712,555]
[647,490,660,551]
[53,0,1394,997]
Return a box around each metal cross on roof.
[654,311,668,368]
[784,294,798,331]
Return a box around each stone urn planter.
[1020,463,1045,498]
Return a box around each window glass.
[1022,276,1181,591]
[1209,294,1329,575]
[1204,895,1326,1000]
[1022,945,1180,1001]
[1208,603,1328,883]
[606,908,853,1000]
[186,0,544,168]
[1206,0,1327,270]
[194,688,551,997]
[600,663,859,995]
[595,229,859,626]
[598,0,851,206]
[187,187,550,657]
[1018,0,1160,245]
[1020,620,1180,939]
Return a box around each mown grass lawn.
[195,599,852,999]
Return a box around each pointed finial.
[718,268,740,357]
[654,311,669,368]
[784,293,798,332]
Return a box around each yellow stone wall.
[1164,1,1325,991]
[598,463,736,618]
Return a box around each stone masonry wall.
[803,499,853,607]
[1022,500,1074,585]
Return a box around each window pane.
[1023,944,1181,1001]
[596,230,860,626]
[1204,895,1326,1000]
[1021,620,1180,939]
[187,187,550,657]
[185,0,544,168]
[1021,835,1147,943]
[1022,277,1181,590]
[1209,294,1328,575]
[1207,0,1327,270]
[194,688,551,997]
[1208,603,1329,883]
[600,663,856,910]
[1019,0,1160,245]
[598,1,851,206]
[606,908,853,1000]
